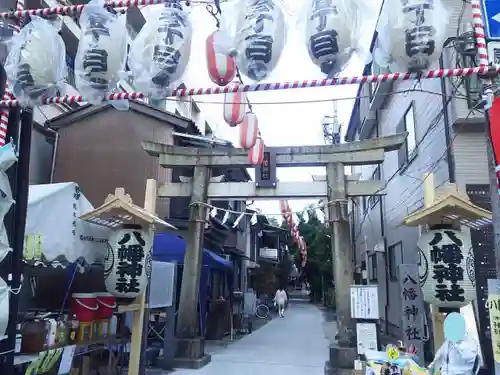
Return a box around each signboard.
[259,247,278,260]
[356,322,378,354]
[149,261,175,308]
[350,285,379,320]
[482,0,500,40]
[488,279,500,374]
[255,149,276,188]
[488,42,500,65]
[399,264,425,359]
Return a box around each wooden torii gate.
[142,132,406,369]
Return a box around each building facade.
[346,0,494,350]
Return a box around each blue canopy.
[153,232,232,270]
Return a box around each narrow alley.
[173,303,330,375]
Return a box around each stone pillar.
[325,162,357,374]
[175,166,211,368]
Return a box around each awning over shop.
[153,232,232,270]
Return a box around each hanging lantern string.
[0,0,214,19]
[235,66,263,138]
[0,66,496,108]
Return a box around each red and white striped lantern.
[248,136,264,165]
[279,200,289,215]
[240,113,259,149]
[223,82,246,127]
[206,30,236,87]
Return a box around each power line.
[163,87,472,106]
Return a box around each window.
[388,241,403,280]
[398,104,417,168]
[369,254,378,282]
[368,166,381,208]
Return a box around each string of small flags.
[191,200,316,268]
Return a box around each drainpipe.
[440,37,457,183]
[380,199,389,334]
[48,129,59,183]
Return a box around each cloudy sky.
[144,0,382,221]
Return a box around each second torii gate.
[142,132,406,370]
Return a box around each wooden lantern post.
[79,179,177,375]
[403,173,492,352]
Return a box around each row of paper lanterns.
[206,31,265,166]
[280,200,307,267]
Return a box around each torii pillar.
[143,132,407,371]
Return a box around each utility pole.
[471,1,500,373]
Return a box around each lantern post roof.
[403,183,492,229]
[79,187,177,231]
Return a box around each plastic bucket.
[71,293,98,323]
[96,293,116,319]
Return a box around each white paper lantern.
[235,0,287,81]
[129,2,192,98]
[417,229,475,309]
[5,17,67,102]
[104,226,152,298]
[305,0,355,76]
[376,0,448,72]
[0,277,9,340]
[223,82,247,127]
[206,30,236,86]
[240,113,259,149]
[75,0,127,103]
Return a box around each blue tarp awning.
[153,232,232,270]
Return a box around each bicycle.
[254,299,270,319]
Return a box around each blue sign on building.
[482,0,500,40]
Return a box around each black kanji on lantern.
[247,0,274,15]
[429,230,466,303]
[153,8,187,83]
[86,13,111,40]
[310,0,338,32]
[82,12,111,89]
[115,231,146,294]
[402,1,436,58]
[435,283,465,303]
[242,0,275,80]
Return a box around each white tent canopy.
[24,182,111,271]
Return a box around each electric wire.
[163,87,472,106]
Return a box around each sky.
[144,0,382,221]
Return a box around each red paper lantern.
[223,82,246,127]
[279,200,289,215]
[248,137,264,165]
[206,30,236,86]
[240,113,259,149]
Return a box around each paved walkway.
[174,303,329,375]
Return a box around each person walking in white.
[274,288,288,318]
